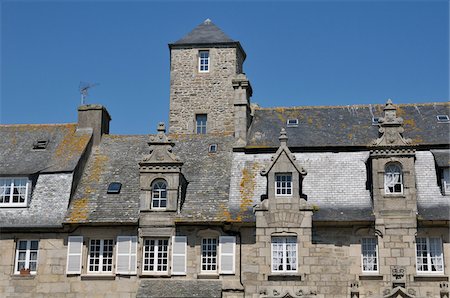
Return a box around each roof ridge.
[0,123,77,127]
[254,101,449,111]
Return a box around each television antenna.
[79,81,99,105]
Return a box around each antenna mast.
[79,82,99,105]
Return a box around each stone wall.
[169,47,243,134]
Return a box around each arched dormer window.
[384,163,403,194]
[152,179,167,209]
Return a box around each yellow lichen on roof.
[53,126,91,168]
[66,197,89,222]
[403,119,416,128]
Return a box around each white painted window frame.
[0,178,30,207]
[361,237,379,274]
[275,173,293,196]
[151,180,167,210]
[87,239,114,274]
[441,168,450,195]
[201,237,218,274]
[415,237,444,275]
[271,236,298,273]
[384,163,403,194]
[198,50,210,72]
[14,239,39,274]
[142,238,169,274]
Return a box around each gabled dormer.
[260,128,307,212]
[139,123,185,212]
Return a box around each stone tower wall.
[169,47,244,134]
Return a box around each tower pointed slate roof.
[172,19,235,45]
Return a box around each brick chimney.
[77,104,111,146]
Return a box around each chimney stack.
[77,104,111,146]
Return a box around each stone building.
[0,19,449,298]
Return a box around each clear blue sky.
[1,0,448,134]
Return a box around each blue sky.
[1,0,448,134]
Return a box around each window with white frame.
[0,178,30,207]
[152,180,167,209]
[201,238,218,273]
[441,168,450,195]
[88,239,114,273]
[199,50,210,72]
[384,163,403,194]
[361,238,378,273]
[275,173,292,196]
[271,236,297,273]
[196,114,207,134]
[15,240,39,274]
[416,237,444,274]
[143,239,169,273]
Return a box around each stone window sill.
[81,275,116,280]
[414,275,448,282]
[11,274,35,280]
[268,274,302,281]
[198,274,219,279]
[359,274,383,281]
[139,273,170,278]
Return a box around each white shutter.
[116,236,137,274]
[66,236,83,274]
[219,236,236,274]
[171,236,187,275]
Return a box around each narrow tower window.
[196,114,207,134]
[384,163,403,194]
[199,50,210,72]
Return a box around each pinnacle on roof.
[172,19,236,45]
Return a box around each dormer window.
[0,178,30,207]
[384,163,403,194]
[152,180,167,209]
[275,173,292,196]
[199,50,210,72]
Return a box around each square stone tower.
[168,19,247,135]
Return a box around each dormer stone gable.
[139,123,185,213]
[259,128,307,212]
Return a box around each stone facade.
[1,20,449,298]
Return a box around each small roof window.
[437,115,449,123]
[209,144,217,153]
[107,182,122,194]
[33,139,49,150]
[372,117,380,125]
[286,119,299,127]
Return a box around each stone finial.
[204,18,212,24]
[279,128,288,146]
[157,122,166,134]
[372,99,412,146]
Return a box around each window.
[441,168,450,195]
[384,163,403,194]
[0,178,30,207]
[271,237,297,273]
[361,238,378,273]
[33,139,48,150]
[275,173,292,196]
[143,239,169,274]
[201,238,218,273]
[196,114,207,134]
[15,240,39,274]
[199,50,210,72]
[209,144,217,153]
[372,117,380,125]
[286,119,299,127]
[437,115,450,123]
[107,182,122,194]
[416,237,444,274]
[88,239,114,273]
[152,180,167,209]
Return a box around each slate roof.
[247,102,450,148]
[171,19,235,46]
[0,123,92,175]
[137,280,222,298]
[65,133,234,224]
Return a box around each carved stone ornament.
[140,122,182,166]
[391,265,406,281]
[383,286,415,298]
[372,99,412,146]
